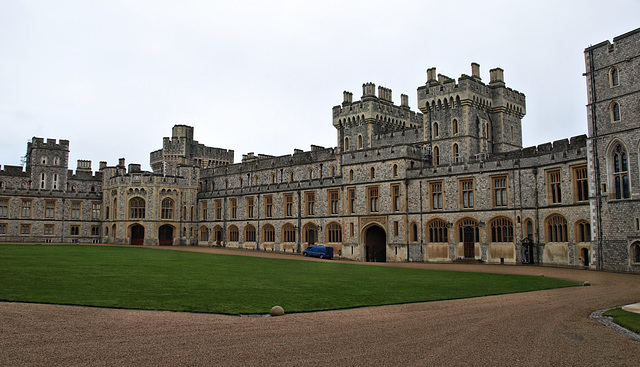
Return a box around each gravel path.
[2,246,639,366]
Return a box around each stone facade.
[0,28,638,273]
[585,27,640,273]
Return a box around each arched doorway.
[130,224,144,246]
[581,248,590,266]
[365,225,386,262]
[214,226,223,246]
[463,226,475,258]
[158,225,174,246]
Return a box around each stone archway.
[365,225,386,262]
[130,224,144,246]
[159,225,174,246]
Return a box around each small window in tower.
[610,67,619,87]
[611,102,621,122]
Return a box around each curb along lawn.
[0,244,578,314]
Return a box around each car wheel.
[303,252,308,256]
[320,254,324,259]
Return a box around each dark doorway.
[131,224,144,246]
[365,225,386,262]
[581,248,590,266]
[215,228,222,246]
[522,238,534,264]
[463,226,475,258]
[305,225,317,245]
[159,225,174,246]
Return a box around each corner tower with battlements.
[333,84,423,153]
[417,63,525,166]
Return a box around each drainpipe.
[297,189,302,253]
[418,179,423,262]
[588,48,604,271]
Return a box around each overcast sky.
[1,1,639,171]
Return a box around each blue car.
[302,245,334,259]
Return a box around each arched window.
[612,144,630,199]
[490,217,514,243]
[433,122,439,137]
[370,167,375,179]
[349,169,354,182]
[289,171,294,182]
[113,198,117,218]
[611,102,621,122]
[344,137,350,151]
[427,219,448,243]
[330,166,335,177]
[433,146,440,165]
[357,135,363,149]
[575,220,591,242]
[392,164,398,177]
[129,197,145,219]
[161,198,174,219]
[54,156,60,165]
[40,172,46,189]
[546,214,567,242]
[524,218,534,241]
[263,224,275,242]
[199,226,208,241]
[326,222,342,243]
[228,225,239,242]
[610,67,619,87]
[453,144,459,163]
[308,168,313,180]
[457,218,479,243]
[244,225,256,242]
[452,119,458,135]
[410,222,418,242]
[41,155,48,165]
[282,223,296,243]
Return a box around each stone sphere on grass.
[270,306,285,316]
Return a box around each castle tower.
[150,125,234,175]
[26,138,70,191]
[332,83,422,153]
[585,27,640,272]
[417,63,525,165]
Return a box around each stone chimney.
[471,62,481,80]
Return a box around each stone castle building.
[1,28,638,273]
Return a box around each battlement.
[0,165,29,176]
[585,27,640,54]
[333,83,422,131]
[29,137,70,148]
[203,146,337,179]
[417,63,526,117]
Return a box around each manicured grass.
[0,244,578,314]
[603,307,640,333]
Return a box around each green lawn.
[0,244,577,315]
[603,307,640,334]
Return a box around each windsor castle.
[1,29,639,273]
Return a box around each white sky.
[1,1,639,171]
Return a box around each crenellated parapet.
[150,125,234,174]
[417,64,525,118]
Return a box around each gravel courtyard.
[2,246,639,366]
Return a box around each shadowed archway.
[365,225,386,262]
[130,224,144,246]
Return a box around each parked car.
[302,245,334,259]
